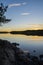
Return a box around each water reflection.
[0,33,43,56]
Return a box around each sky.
[0,0,43,31]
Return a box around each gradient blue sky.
[0,0,43,30]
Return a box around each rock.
[0,39,40,65]
[0,39,15,65]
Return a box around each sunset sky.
[0,0,43,31]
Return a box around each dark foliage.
[10,30,43,36]
[0,3,11,25]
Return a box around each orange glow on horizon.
[0,24,43,31]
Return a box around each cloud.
[21,13,31,16]
[22,2,27,5]
[8,2,27,8]
[8,3,21,8]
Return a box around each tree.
[0,3,11,26]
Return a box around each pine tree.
[0,3,11,26]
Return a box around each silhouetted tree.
[0,3,11,26]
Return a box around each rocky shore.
[0,39,43,65]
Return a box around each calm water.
[0,33,43,56]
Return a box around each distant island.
[0,30,43,36]
[10,30,43,36]
[0,31,9,34]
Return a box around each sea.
[0,33,43,57]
